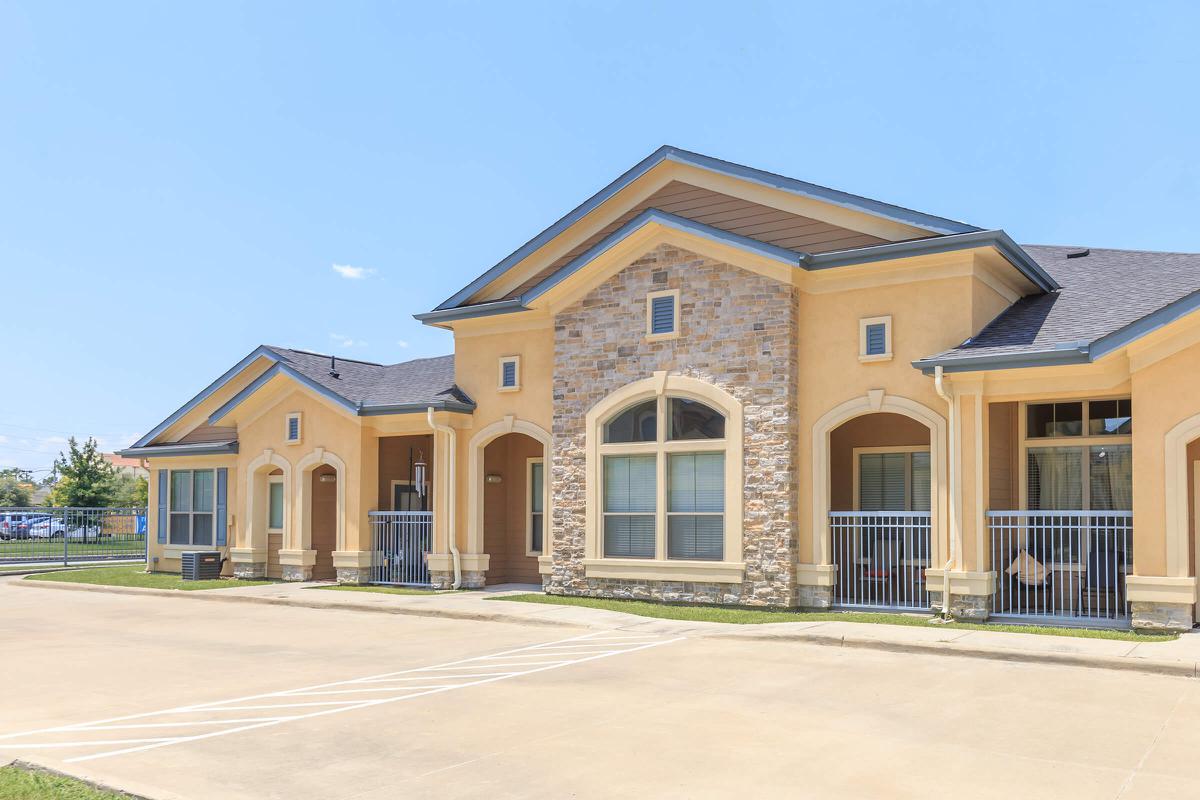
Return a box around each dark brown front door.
[311,466,337,580]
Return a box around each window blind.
[530,462,544,552]
[501,360,517,387]
[859,453,907,511]
[604,455,656,558]
[910,452,931,512]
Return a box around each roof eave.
[912,347,1090,375]
[116,441,240,459]
[359,399,476,416]
[414,298,530,326]
[431,145,983,311]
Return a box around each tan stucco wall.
[796,272,993,571]
[1131,344,1200,576]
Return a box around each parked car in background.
[28,516,102,541]
[0,513,37,540]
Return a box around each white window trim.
[284,412,302,445]
[497,356,521,392]
[266,475,285,533]
[526,457,546,557]
[645,288,681,342]
[583,373,744,582]
[858,315,893,363]
[1017,398,1132,511]
[168,468,217,547]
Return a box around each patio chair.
[860,534,898,605]
[1082,540,1126,618]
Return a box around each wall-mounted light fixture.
[319,473,337,483]
[485,474,503,484]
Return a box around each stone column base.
[233,562,267,580]
[429,570,485,589]
[1131,602,1194,632]
[796,563,836,610]
[283,565,313,582]
[1127,576,1196,631]
[336,566,371,585]
[928,590,989,621]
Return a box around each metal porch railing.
[830,511,933,611]
[989,511,1132,626]
[369,511,433,586]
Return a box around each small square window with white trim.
[285,413,302,444]
[645,289,680,340]
[498,356,520,392]
[859,316,893,362]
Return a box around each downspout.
[933,366,957,619]
[427,407,462,589]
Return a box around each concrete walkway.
[13,575,1200,677]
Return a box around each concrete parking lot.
[2,580,1200,800]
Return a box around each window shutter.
[651,295,675,335]
[865,323,887,355]
[215,468,228,547]
[502,360,517,387]
[156,470,168,544]
[287,416,299,441]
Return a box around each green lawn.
[0,764,130,799]
[311,584,441,596]
[488,593,1177,642]
[24,565,275,591]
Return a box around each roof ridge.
[265,346,384,367]
[1023,243,1200,257]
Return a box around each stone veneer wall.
[547,244,800,606]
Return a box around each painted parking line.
[0,629,682,764]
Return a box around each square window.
[859,316,892,361]
[498,357,520,391]
[285,413,302,444]
[646,290,679,339]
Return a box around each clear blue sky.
[2,1,1198,474]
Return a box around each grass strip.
[24,565,275,591]
[0,764,133,799]
[488,593,1177,642]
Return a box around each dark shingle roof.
[262,347,472,410]
[918,245,1200,370]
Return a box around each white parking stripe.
[0,630,682,763]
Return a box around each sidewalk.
[13,575,1200,678]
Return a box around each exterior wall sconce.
[318,474,338,483]
[485,474,503,484]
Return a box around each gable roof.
[415,211,1057,325]
[432,145,983,312]
[915,246,1200,373]
[120,346,473,455]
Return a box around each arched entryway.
[812,392,946,611]
[309,465,337,580]
[480,431,545,585]
[467,417,552,586]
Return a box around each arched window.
[600,396,728,561]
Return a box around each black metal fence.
[0,507,147,566]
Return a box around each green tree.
[0,468,33,506]
[108,471,148,508]
[48,437,115,507]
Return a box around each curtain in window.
[1090,445,1132,511]
[1027,447,1083,510]
[859,453,908,511]
[603,455,655,557]
[667,453,724,560]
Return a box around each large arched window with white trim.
[601,395,728,561]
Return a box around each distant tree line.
[0,436,147,508]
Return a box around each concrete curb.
[705,629,1200,678]
[14,578,1197,678]
[13,578,582,630]
[1,756,162,799]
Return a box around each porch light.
[486,474,502,484]
[319,474,337,483]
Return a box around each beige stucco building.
[120,147,1200,631]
